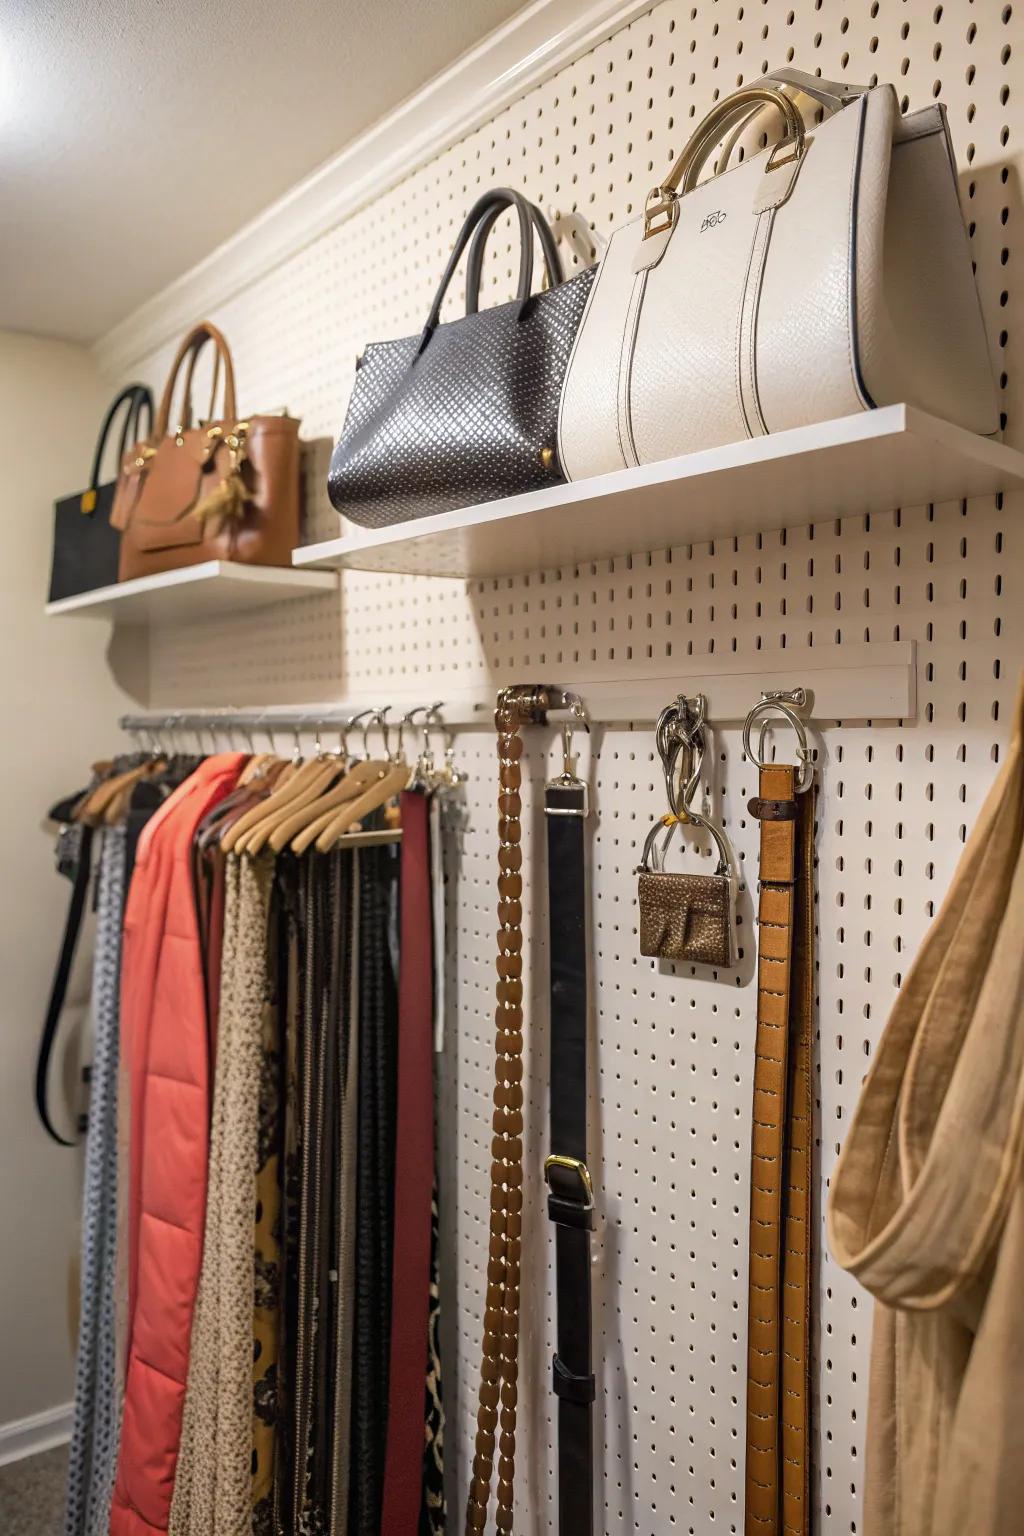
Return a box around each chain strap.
[465,685,548,1534]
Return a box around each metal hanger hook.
[373,706,393,761]
[399,705,428,762]
[345,709,376,759]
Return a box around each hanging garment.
[63,829,126,1536]
[828,679,1024,1536]
[331,851,360,1532]
[110,753,246,1536]
[169,851,275,1536]
[288,856,331,1535]
[350,841,399,1535]
[420,1179,445,1536]
[382,789,439,1536]
[252,876,283,1536]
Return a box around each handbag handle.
[463,194,563,315]
[717,67,868,173]
[154,321,238,438]
[177,342,222,433]
[638,810,733,880]
[418,187,550,351]
[644,85,805,237]
[83,385,154,507]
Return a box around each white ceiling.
[0,0,526,344]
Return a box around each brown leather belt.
[745,764,816,1536]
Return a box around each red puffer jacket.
[110,754,246,1536]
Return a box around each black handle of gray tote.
[417,187,564,352]
[464,194,563,313]
[84,384,154,504]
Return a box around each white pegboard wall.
[108,3,1023,1531]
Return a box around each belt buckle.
[544,1153,594,1212]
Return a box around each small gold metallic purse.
[637,810,736,966]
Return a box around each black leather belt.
[544,772,594,1536]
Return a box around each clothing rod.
[118,641,915,735]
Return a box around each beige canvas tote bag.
[827,677,1024,1536]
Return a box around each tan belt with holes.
[745,764,815,1536]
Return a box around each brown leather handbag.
[111,321,300,581]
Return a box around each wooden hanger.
[268,757,384,853]
[220,749,331,853]
[273,707,392,855]
[238,751,274,785]
[311,760,412,854]
[239,754,350,854]
[79,759,162,826]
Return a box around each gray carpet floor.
[0,1442,68,1534]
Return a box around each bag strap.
[743,766,815,1536]
[544,755,594,1536]
[35,825,94,1147]
[82,385,154,509]
[419,188,545,351]
[464,196,563,314]
[465,683,549,1535]
[153,321,237,438]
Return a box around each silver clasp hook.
[656,693,707,818]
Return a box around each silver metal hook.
[253,713,275,753]
[400,706,428,767]
[374,706,393,761]
[742,688,813,791]
[655,694,707,817]
[346,709,376,759]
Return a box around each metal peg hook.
[742,688,814,791]
[556,691,589,780]
[656,693,708,817]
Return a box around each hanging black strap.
[544,776,594,1536]
[35,824,94,1146]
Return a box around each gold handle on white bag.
[643,86,806,238]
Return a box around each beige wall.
[0,331,134,1433]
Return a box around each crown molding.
[94,0,646,377]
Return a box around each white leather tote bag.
[558,68,998,482]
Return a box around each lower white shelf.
[294,404,1024,579]
[45,560,338,623]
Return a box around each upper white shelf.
[293,405,1024,580]
[46,560,337,623]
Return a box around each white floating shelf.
[294,405,1024,579]
[45,560,338,623]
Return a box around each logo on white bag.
[700,210,727,231]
